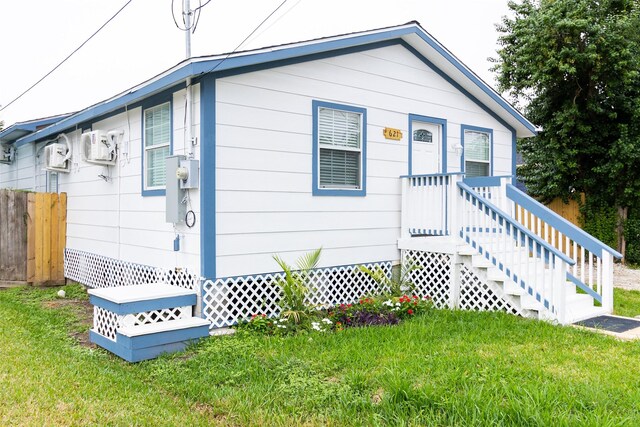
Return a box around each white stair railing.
[506,185,622,312]
[458,182,576,323]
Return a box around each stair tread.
[88,283,196,304]
[118,317,210,337]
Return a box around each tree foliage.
[493,0,640,209]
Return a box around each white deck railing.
[400,173,463,238]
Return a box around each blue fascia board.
[463,175,511,188]
[15,65,195,147]
[0,114,72,143]
[15,23,534,148]
[505,184,623,259]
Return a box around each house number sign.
[383,127,403,141]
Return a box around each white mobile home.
[0,22,621,361]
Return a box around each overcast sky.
[0,0,512,126]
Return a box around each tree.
[493,0,640,257]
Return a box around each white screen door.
[411,121,440,175]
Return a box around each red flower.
[413,295,418,300]
[413,301,418,306]
[407,309,414,315]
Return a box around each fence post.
[601,252,614,313]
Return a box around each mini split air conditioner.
[0,144,15,165]
[81,130,118,165]
[44,134,72,173]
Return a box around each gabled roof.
[14,21,536,147]
[0,113,72,145]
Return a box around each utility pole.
[183,0,194,158]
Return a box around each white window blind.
[144,103,171,188]
[464,130,490,178]
[318,107,362,189]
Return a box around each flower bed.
[236,294,433,335]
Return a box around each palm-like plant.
[272,248,322,324]
[358,260,420,297]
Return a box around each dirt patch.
[614,264,640,291]
[43,298,96,348]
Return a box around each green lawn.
[2,285,640,426]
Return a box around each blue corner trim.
[460,124,493,176]
[141,98,173,197]
[505,184,622,259]
[511,132,517,185]
[566,273,603,303]
[407,114,447,176]
[201,75,216,279]
[312,100,367,197]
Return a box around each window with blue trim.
[464,129,491,177]
[313,101,366,196]
[143,102,171,190]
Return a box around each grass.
[2,285,640,426]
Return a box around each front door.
[411,121,440,175]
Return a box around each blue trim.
[463,176,511,188]
[141,99,174,197]
[117,324,209,350]
[312,100,367,197]
[460,124,493,176]
[408,114,447,175]
[89,330,203,363]
[567,273,603,303]
[200,75,216,279]
[400,172,464,179]
[511,132,517,185]
[0,114,72,144]
[15,24,535,148]
[89,294,196,315]
[505,184,622,259]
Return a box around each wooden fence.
[515,196,582,256]
[0,189,66,285]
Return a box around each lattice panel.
[121,307,190,327]
[65,248,199,290]
[403,250,452,308]
[202,262,391,329]
[459,265,523,316]
[93,306,122,341]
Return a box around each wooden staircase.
[457,241,606,323]
[88,284,210,362]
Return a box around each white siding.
[53,85,202,273]
[215,44,514,277]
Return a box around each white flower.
[311,322,321,331]
[321,318,332,324]
[395,302,401,307]
[383,300,393,307]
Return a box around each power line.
[200,0,289,77]
[0,0,134,113]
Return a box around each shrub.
[272,248,322,324]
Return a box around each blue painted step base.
[89,323,209,363]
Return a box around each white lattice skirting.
[64,248,199,290]
[202,262,393,328]
[403,249,523,315]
